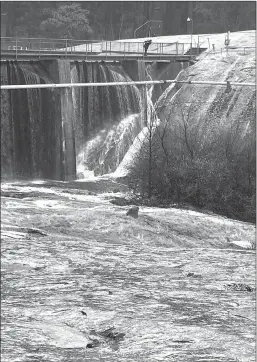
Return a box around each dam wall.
[1,59,185,180]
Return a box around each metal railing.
[210,46,255,55]
[2,36,255,58]
[1,37,195,60]
[101,41,192,56]
[1,37,102,51]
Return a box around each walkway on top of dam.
[1,37,203,62]
[1,31,255,62]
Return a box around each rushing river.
[1,180,255,362]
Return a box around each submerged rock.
[225,283,254,292]
[126,206,139,218]
[86,327,125,348]
[111,197,130,206]
[110,195,141,206]
[97,327,115,338]
[86,339,100,348]
[186,272,202,278]
[27,228,47,236]
[98,327,125,341]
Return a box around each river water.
[1,180,255,362]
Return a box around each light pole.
[187,17,193,56]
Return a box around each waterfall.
[71,61,142,177]
[1,59,184,181]
[113,67,187,177]
[1,60,143,180]
[113,65,160,177]
[113,98,159,178]
[1,61,63,180]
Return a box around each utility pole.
[187,17,193,56]
[1,13,7,49]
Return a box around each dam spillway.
[1,61,63,180]
[1,60,145,180]
[1,58,187,181]
[71,61,142,176]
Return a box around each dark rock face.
[126,206,139,218]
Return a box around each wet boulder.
[111,197,130,206]
[86,327,125,348]
[126,206,139,218]
[86,339,100,348]
[225,283,254,292]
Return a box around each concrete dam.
[1,58,187,181]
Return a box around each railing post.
[38,39,41,58]
[110,41,112,56]
[176,42,178,55]
[65,39,67,58]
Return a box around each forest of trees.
[1,1,256,40]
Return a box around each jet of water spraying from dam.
[113,70,185,178]
[71,62,142,178]
[76,113,143,178]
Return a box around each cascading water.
[1,59,186,181]
[113,66,161,177]
[114,67,186,177]
[71,61,142,177]
[1,61,63,180]
[1,60,143,180]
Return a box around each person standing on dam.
[143,39,152,56]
